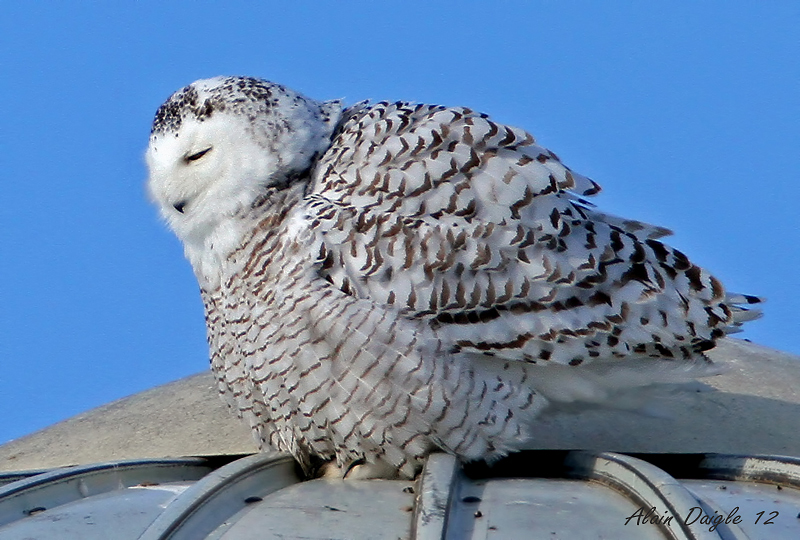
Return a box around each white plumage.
[146,76,761,478]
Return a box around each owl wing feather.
[307,101,735,368]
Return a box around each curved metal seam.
[0,470,49,487]
[683,492,750,540]
[138,452,300,540]
[699,454,800,488]
[0,458,212,528]
[565,451,721,540]
[411,453,459,540]
[0,458,210,499]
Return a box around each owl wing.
[307,101,734,368]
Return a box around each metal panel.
[0,458,212,539]
[685,479,800,539]
[447,476,667,540]
[564,451,730,540]
[214,477,416,540]
[0,483,194,540]
[140,452,301,540]
[0,451,798,539]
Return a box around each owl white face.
[146,76,342,248]
[147,111,279,245]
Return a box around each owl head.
[146,76,342,247]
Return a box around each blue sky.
[1,2,798,445]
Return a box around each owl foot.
[318,458,399,480]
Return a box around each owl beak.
[173,200,188,214]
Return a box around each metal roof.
[0,338,798,538]
[0,450,799,539]
[1,339,799,475]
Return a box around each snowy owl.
[146,76,761,479]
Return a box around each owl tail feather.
[723,292,764,334]
[527,357,724,418]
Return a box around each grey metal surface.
[0,458,212,540]
[564,451,729,539]
[449,476,665,540]
[216,477,416,540]
[683,480,800,539]
[0,483,194,540]
[0,451,798,539]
